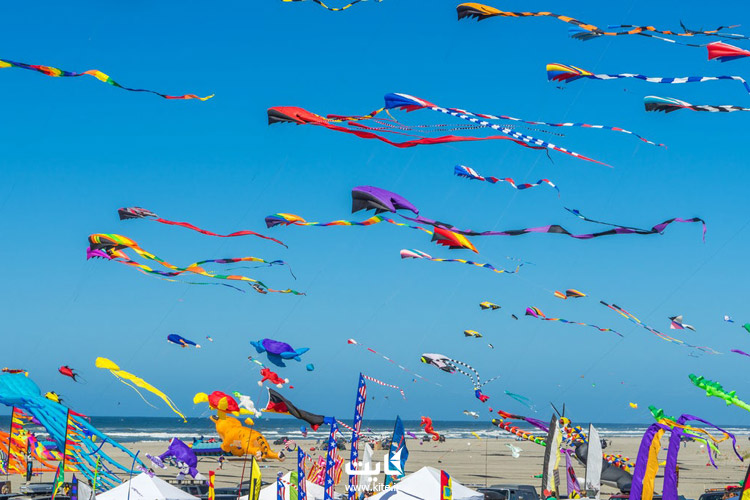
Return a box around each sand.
[7,437,748,498]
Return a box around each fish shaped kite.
[480,301,501,310]
[457,4,748,46]
[118,207,286,247]
[707,42,750,62]
[58,365,81,382]
[267,92,667,166]
[87,233,303,295]
[95,357,186,421]
[251,339,309,367]
[645,95,750,113]
[731,349,750,358]
[463,330,483,338]
[401,249,519,275]
[167,334,201,348]
[455,165,560,195]
[669,315,696,331]
[548,63,750,94]
[554,289,586,299]
[525,306,623,337]
[280,0,381,11]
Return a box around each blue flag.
[385,416,409,486]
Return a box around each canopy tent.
[96,473,200,500]
[369,467,483,500]
[239,471,326,500]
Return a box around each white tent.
[369,467,483,500]
[96,473,200,500]
[239,471,325,500]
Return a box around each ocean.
[4,417,750,443]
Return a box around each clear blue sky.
[2,0,750,426]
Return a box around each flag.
[51,462,65,500]
[565,452,581,499]
[324,419,339,500]
[289,472,299,500]
[541,414,561,498]
[385,416,409,486]
[298,447,307,500]
[7,407,28,474]
[741,460,750,500]
[263,389,326,430]
[348,374,367,500]
[92,456,101,496]
[70,474,79,500]
[208,470,215,500]
[584,424,602,499]
[440,470,452,500]
[277,474,286,500]
[250,456,262,500]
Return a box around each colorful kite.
[645,95,750,113]
[167,334,201,349]
[431,227,479,252]
[548,63,750,94]
[268,93,633,166]
[58,366,81,382]
[707,42,750,62]
[258,367,290,389]
[2,368,27,376]
[118,207,285,247]
[457,4,748,46]
[601,301,720,353]
[420,353,456,373]
[349,339,438,385]
[262,388,326,430]
[745,324,750,334]
[669,315,695,331]
[504,391,536,411]
[420,417,440,441]
[629,403,638,409]
[87,233,303,295]
[480,301,501,310]
[689,374,750,413]
[419,353,498,402]
[95,357,186,422]
[0,59,213,100]
[251,339,309,367]
[401,249,520,275]
[525,306,623,337]
[455,165,560,195]
[232,391,262,418]
[731,349,750,357]
[463,330,483,338]
[554,289,586,300]
[280,0,381,11]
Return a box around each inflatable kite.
[258,367,290,388]
[401,249,519,275]
[420,416,440,441]
[464,410,479,419]
[463,330,483,338]
[0,372,144,489]
[2,368,27,375]
[724,316,734,323]
[548,63,750,95]
[455,165,560,195]
[419,353,456,373]
[480,301,500,310]
[457,4,748,46]
[44,391,62,403]
[193,391,251,417]
[267,92,663,166]
[708,42,750,62]
[669,315,695,331]
[554,289,586,299]
[689,374,750,413]
[118,207,285,247]
[147,438,201,479]
[95,357,186,421]
[232,391,262,417]
[212,415,282,459]
[87,233,303,295]
[58,365,81,382]
[262,388,326,430]
[525,306,623,337]
[280,0,381,12]
[0,59,213,100]
[167,334,201,348]
[420,353,498,402]
[251,339,309,367]
[645,95,750,113]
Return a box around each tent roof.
[369,466,483,500]
[96,472,200,500]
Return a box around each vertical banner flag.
[348,374,367,500]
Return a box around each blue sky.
[2,0,750,426]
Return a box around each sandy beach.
[8,436,749,498]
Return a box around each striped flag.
[208,470,215,500]
[324,420,339,500]
[277,473,286,500]
[298,448,307,500]
[51,462,64,500]
[440,470,452,500]
[348,374,367,500]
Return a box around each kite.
[58,366,81,382]
[280,0,382,12]
[464,330,483,338]
[212,415,282,459]
[669,315,695,331]
[401,249,520,275]
[645,95,750,113]
[262,388,326,431]
[630,403,638,409]
[45,392,62,403]
[206,336,214,342]
[707,42,750,62]
[193,391,247,416]
[268,93,635,166]
[118,207,285,247]
[457,4,748,46]
[463,411,479,419]
[2,368,27,376]
[525,306,623,337]
[420,417,440,441]
[505,391,536,411]
[348,339,438,385]
[258,367,290,388]
[167,334,201,349]
[745,324,750,333]
[431,227,478,252]
[251,339,309,367]
[455,165,560,195]
[232,391,263,417]
[548,63,750,95]
[732,349,750,357]
[480,301,500,310]
[601,301,720,353]
[689,374,750,413]
[87,233,303,295]
[0,59,213,100]
[420,353,498,402]
[724,316,734,323]
[554,289,586,300]
[506,443,522,458]
[147,438,201,479]
[488,343,494,349]
[491,419,547,447]
[94,357,186,422]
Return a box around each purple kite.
[251,339,309,367]
[146,438,201,479]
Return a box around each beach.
[8,436,749,498]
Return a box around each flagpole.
[126,450,140,500]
